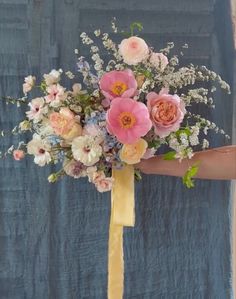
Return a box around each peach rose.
[147,89,186,138]
[119,138,148,164]
[49,108,75,135]
[119,37,149,65]
[13,150,25,161]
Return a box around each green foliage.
[130,22,143,36]
[163,151,176,160]
[134,169,142,181]
[182,162,199,188]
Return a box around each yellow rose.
[119,138,148,164]
[61,123,82,141]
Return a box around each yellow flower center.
[111,81,128,96]
[118,112,136,129]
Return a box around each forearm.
[138,145,236,180]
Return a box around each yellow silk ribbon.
[108,165,135,299]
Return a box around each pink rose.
[13,150,25,161]
[150,53,168,71]
[147,89,186,138]
[99,69,137,101]
[119,37,149,65]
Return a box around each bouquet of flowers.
[0,22,231,190]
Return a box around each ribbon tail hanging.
[108,165,135,299]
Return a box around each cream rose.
[119,138,148,164]
[119,37,149,65]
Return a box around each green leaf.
[164,151,176,160]
[176,127,191,137]
[148,139,161,149]
[134,169,142,181]
[182,163,199,188]
[130,22,143,36]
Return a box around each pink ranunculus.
[119,36,149,65]
[13,150,25,161]
[106,97,152,144]
[150,52,169,71]
[92,171,113,193]
[147,89,186,138]
[99,69,137,101]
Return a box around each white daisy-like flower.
[27,134,51,166]
[43,69,61,86]
[23,75,36,94]
[71,136,102,166]
[26,97,48,123]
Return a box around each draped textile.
[0,0,233,298]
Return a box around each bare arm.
[137,145,236,180]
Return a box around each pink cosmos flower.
[119,37,149,65]
[26,97,48,123]
[106,97,152,144]
[147,89,186,138]
[45,84,65,107]
[13,150,25,161]
[99,69,137,102]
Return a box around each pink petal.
[122,88,136,98]
[159,88,169,95]
[101,90,114,100]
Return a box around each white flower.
[72,83,86,96]
[119,36,149,65]
[23,75,36,94]
[179,133,189,147]
[94,29,101,37]
[202,139,209,149]
[37,119,55,136]
[86,166,98,182]
[150,52,168,71]
[71,136,102,166]
[26,97,48,123]
[189,135,199,146]
[27,134,51,166]
[43,69,61,86]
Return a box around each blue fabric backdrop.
[0,0,234,298]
